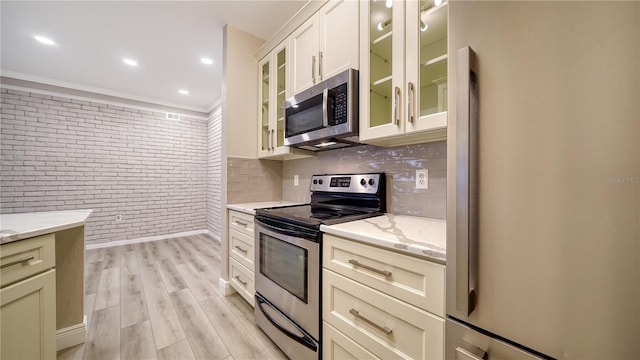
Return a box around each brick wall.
[207,107,222,240]
[0,88,208,245]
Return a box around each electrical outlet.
[115,213,122,221]
[294,175,299,186]
[416,169,429,189]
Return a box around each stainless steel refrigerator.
[446,2,639,359]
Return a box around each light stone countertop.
[320,213,446,263]
[0,209,93,244]
[227,201,305,215]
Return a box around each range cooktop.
[255,173,386,229]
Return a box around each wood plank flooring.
[57,234,287,360]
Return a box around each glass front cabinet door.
[258,42,313,159]
[360,0,448,146]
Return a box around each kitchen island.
[0,209,92,357]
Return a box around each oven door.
[254,217,320,340]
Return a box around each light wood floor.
[57,234,287,360]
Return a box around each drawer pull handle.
[348,259,392,277]
[234,245,248,254]
[1,256,35,269]
[234,220,248,227]
[349,309,393,335]
[235,276,247,287]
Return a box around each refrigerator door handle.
[455,46,479,316]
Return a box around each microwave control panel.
[329,83,348,125]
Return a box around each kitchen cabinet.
[290,0,359,94]
[227,210,256,306]
[258,41,313,160]
[322,234,445,359]
[359,0,448,146]
[1,234,56,360]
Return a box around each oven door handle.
[255,217,317,240]
[256,294,318,351]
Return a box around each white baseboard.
[206,230,221,242]
[56,315,87,351]
[86,229,209,250]
[219,277,235,296]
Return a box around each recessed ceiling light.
[200,57,213,65]
[34,35,56,46]
[122,58,138,67]
[178,89,189,95]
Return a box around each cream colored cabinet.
[290,0,359,94]
[1,234,56,360]
[322,234,445,359]
[258,41,314,160]
[228,210,256,305]
[360,0,448,147]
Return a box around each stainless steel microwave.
[284,69,358,151]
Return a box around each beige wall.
[223,26,264,159]
[220,26,265,285]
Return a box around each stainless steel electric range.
[253,173,386,360]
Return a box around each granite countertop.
[320,213,446,263]
[227,201,305,215]
[0,209,93,244]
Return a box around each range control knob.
[368,179,375,186]
[313,179,318,185]
[318,179,323,185]
[360,178,367,186]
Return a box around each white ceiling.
[0,1,310,113]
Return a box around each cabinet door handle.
[1,256,35,269]
[349,309,393,335]
[270,129,275,150]
[312,55,317,84]
[394,86,401,125]
[234,276,247,287]
[234,245,248,254]
[234,220,248,227]
[318,51,323,81]
[408,82,416,123]
[348,259,392,277]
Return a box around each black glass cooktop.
[255,204,382,229]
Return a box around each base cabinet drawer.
[228,210,255,238]
[323,270,444,359]
[1,233,55,287]
[323,322,380,360]
[323,234,445,316]
[229,258,255,307]
[229,229,254,270]
[1,269,56,360]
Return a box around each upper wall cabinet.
[359,0,448,147]
[258,42,313,159]
[290,0,359,94]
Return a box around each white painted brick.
[1,89,209,245]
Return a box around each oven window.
[259,233,308,303]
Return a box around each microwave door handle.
[322,88,329,127]
[455,46,479,316]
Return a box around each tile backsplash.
[227,157,283,204]
[282,141,447,219]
